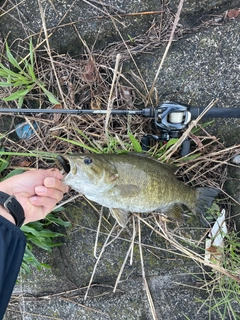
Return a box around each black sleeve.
[0,216,26,319]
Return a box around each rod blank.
[0,108,142,115]
[0,106,239,118]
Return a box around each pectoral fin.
[110,208,129,227]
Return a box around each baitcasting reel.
[141,102,192,155]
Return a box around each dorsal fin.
[129,152,177,173]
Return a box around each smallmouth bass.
[59,153,219,227]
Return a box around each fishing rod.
[0,102,240,118]
[1,102,240,154]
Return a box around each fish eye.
[84,157,92,165]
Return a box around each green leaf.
[45,212,71,227]
[0,63,20,77]
[0,150,58,159]
[178,153,201,162]
[22,246,51,273]
[164,138,179,149]
[50,207,65,213]
[18,95,24,107]
[191,120,215,134]
[12,78,33,86]
[27,64,36,81]
[41,86,60,104]
[29,38,34,68]
[21,225,41,237]
[3,88,30,101]
[5,42,22,71]
[26,238,53,251]
[55,135,101,153]
[128,131,142,152]
[35,229,64,238]
[0,158,10,174]
[0,70,9,77]
[21,261,31,274]
[1,169,25,181]
[0,82,13,87]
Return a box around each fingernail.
[44,177,55,187]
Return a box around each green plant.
[55,128,183,158]
[55,129,144,154]
[127,34,135,43]
[0,39,59,107]
[20,211,71,274]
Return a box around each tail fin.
[195,187,220,226]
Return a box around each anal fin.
[160,203,184,222]
[110,208,129,227]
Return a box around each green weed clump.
[0,39,59,107]
[21,211,70,274]
[55,127,179,157]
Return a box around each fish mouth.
[57,155,71,174]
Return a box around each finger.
[45,168,64,180]
[44,177,69,193]
[22,168,63,181]
[34,186,64,203]
[28,196,58,214]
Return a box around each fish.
[58,153,219,228]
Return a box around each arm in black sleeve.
[0,216,26,320]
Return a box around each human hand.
[0,168,69,225]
